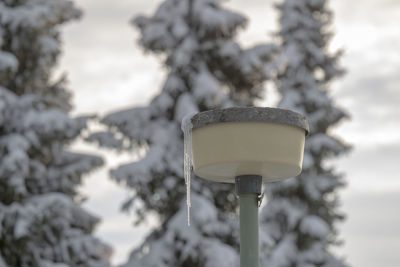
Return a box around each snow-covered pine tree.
[88,0,280,266]
[259,0,350,266]
[0,1,111,266]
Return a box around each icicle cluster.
[181,113,195,226]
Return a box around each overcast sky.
[58,0,400,266]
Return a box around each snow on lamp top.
[191,107,309,133]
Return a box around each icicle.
[181,112,195,226]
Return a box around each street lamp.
[184,107,309,267]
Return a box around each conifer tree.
[89,0,280,265]
[259,0,350,266]
[0,1,111,266]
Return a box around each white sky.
[58,0,400,266]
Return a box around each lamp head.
[190,107,309,183]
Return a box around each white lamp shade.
[189,107,309,183]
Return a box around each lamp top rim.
[191,107,309,135]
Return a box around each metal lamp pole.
[235,175,262,267]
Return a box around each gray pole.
[235,175,262,267]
